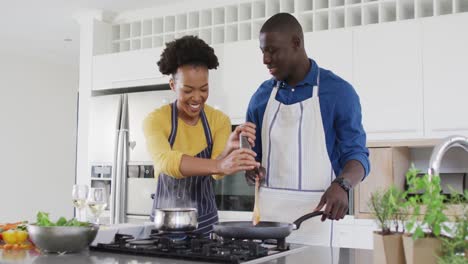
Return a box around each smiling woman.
[170,65,210,125]
[143,35,260,237]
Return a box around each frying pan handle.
[292,211,324,230]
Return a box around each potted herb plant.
[403,166,449,264]
[438,190,468,264]
[369,186,407,264]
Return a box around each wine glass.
[87,188,108,225]
[72,184,89,221]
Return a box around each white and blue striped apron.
[259,66,338,262]
[150,101,218,237]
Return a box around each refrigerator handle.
[114,129,128,224]
[110,94,129,225]
[117,94,129,224]
[110,95,123,225]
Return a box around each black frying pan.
[212,211,324,240]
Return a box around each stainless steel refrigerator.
[87,91,174,224]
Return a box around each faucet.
[428,135,468,179]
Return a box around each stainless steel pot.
[153,208,198,232]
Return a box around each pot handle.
[292,211,324,230]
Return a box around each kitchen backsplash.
[410,146,468,174]
[408,146,467,195]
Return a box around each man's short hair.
[260,13,303,39]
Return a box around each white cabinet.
[127,91,175,162]
[332,218,376,249]
[92,48,169,90]
[304,29,353,84]
[221,40,270,124]
[206,45,225,112]
[422,13,468,138]
[353,21,424,140]
[88,95,120,163]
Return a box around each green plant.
[405,166,450,240]
[438,190,468,264]
[369,190,393,234]
[369,186,407,235]
[36,211,89,227]
[388,186,409,233]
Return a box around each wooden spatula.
[252,176,260,226]
[239,135,261,225]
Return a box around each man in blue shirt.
[245,13,370,246]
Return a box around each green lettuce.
[36,212,89,227]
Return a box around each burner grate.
[90,231,272,264]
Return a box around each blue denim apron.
[150,101,218,237]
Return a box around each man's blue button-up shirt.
[246,59,370,178]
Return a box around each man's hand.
[314,183,348,221]
[245,166,266,185]
[314,160,364,221]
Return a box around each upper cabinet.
[205,45,225,112]
[422,13,468,138]
[304,29,353,84]
[353,21,424,140]
[92,48,169,90]
[87,13,468,140]
[220,40,270,124]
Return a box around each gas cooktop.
[90,230,291,264]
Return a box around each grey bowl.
[27,224,99,253]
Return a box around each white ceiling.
[0,0,180,68]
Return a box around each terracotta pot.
[402,234,442,264]
[373,232,405,264]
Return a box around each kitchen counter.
[0,246,372,264]
[0,223,373,263]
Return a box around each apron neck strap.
[272,66,321,98]
[169,101,213,147]
[199,108,213,146]
[313,67,320,98]
[271,81,280,98]
[169,101,178,145]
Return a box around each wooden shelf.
[354,147,411,219]
[356,204,465,220]
[367,138,442,148]
[354,144,465,220]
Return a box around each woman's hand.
[226,122,257,153]
[216,148,260,175]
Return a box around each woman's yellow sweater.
[143,104,231,180]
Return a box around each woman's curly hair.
[157,35,219,75]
